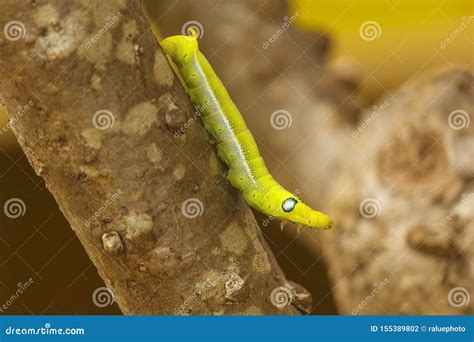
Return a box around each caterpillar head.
[160,35,198,66]
[277,195,332,230]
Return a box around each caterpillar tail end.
[160,34,198,61]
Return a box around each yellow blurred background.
[290,0,473,100]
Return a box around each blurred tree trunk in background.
[323,69,473,315]
[0,0,307,315]
[145,0,473,315]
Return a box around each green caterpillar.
[161,32,332,230]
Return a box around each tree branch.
[0,0,303,315]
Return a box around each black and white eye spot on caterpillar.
[282,198,298,212]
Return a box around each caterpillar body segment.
[161,35,332,229]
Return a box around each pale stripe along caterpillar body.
[161,34,332,229]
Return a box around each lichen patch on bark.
[220,223,249,255]
[32,4,59,27]
[139,246,180,276]
[81,128,102,150]
[78,164,105,179]
[122,102,158,136]
[78,31,113,69]
[172,163,186,181]
[124,211,154,241]
[252,253,271,274]
[34,8,90,62]
[146,143,163,163]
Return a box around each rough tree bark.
[0,0,309,315]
